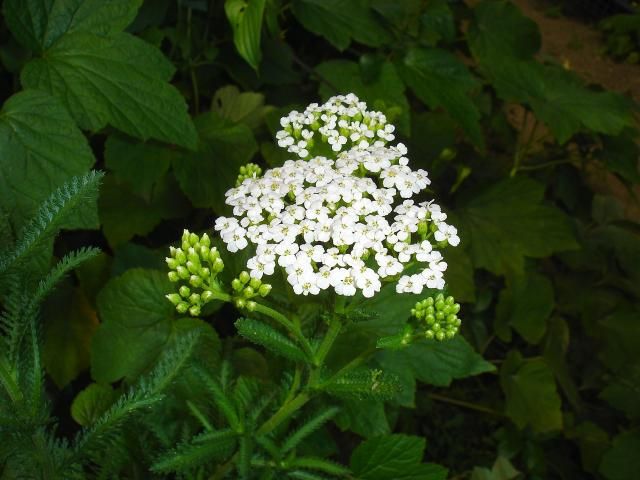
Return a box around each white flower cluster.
[215,96,460,299]
[276,93,395,158]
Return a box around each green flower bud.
[175,249,186,264]
[243,286,255,298]
[201,290,214,303]
[436,331,445,341]
[435,311,445,321]
[239,271,250,284]
[187,248,200,265]
[212,258,224,273]
[425,330,434,339]
[424,297,434,306]
[176,266,190,279]
[199,245,210,261]
[189,275,202,288]
[435,293,444,303]
[201,232,211,248]
[189,232,199,247]
[232,279,243,291]
[258,284,272,297]
[186,262,199,275]
[246,301,257,311]
[235,298,246,309]
[166,257,178,270]
[249,278,261,290]
[189,293,201,305]
[168,271,180,282]
[417,221,429,236]
[435,300,445,311]
[189,305,201,316]
[199,267,210,279]
[166,293,181,305]
[210,247,220,260]
[179,286,191,298]
[425,314,435,325]
[176,302,189,314]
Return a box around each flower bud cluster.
[275,93,396,158]
[411,294,461,341]
[236,163,262,186]
[377,294,461,349]
[231,271,272,311]
[165,230,225,316]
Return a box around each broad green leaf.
[454,177,578,275]
[225,0,266,70]
[377,336,495,406]
[543,317,581,409]
[442,247,476,303]
[0,90,95,226]
[600,364,640,419]
[292,0,391,51]
[399,47,483,147]
[99,175,189,247]
[43,285,99,388]
[172,112,258,213]
[471,456,520,480]
[21,32,197,148]
[211,85,270,129]
[488,62,633,144]
[599,432,640,480]
[350,434,447,479]
[4,0,143,52]
[420,0,455,46]
[500,351,562,433]
[495,270,554,344]
[71,383,118,426]
[104,134,175,198]
[92,268,175,382]
[467,0,540,61]
[335,399,390,439]
[315,60,410,134]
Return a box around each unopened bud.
[179,286,191,298]
[189,305,201,316]
[176,302,189,314]
[166,293,181,305]
[239,271,250,284]
[258,284,272,297]
[168,271,179,282]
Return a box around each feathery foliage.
[235,317,310,363]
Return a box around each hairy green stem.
[428,393,503,416]
[256,392,310,437]
[312,315,341,369]
[252,303,315,360]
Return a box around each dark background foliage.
[1,0,639,479]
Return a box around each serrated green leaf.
[292,0,391,51]
[99,174,189,247]
[350,434,446,480]
[21,32,197,148]
[0,90,95,227]
[500,351,562,433]
[92,268,174,383]
[467,0,540,61]
[104,134,175,198]
[172,112,258,213]
[42,285,98,388]
[211,85,269,129]
[496,270,554,344]
[152,429,237,473]
[377,336,495,406]
[71,383,118,427]
[4,0,143,52]
[599,432,640,480]
[234,317,309,362]
[225,0,266,70]
[454,176,578,275]
[282,407,340,454]
[335,398,390,439]
[400,47,483,147]
[315,60,410,134]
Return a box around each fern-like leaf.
[235,317,309,363]
[0,170,104,275]
[151,429,237,474]
[287,470,333,480]
[289,457,350,477]
[194,366,242,432]
[320,368,402,401]
[281,407,340,454]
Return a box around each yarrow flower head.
[214,94,461,299]
[275,93,396,159]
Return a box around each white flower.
[214,95,460,297]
